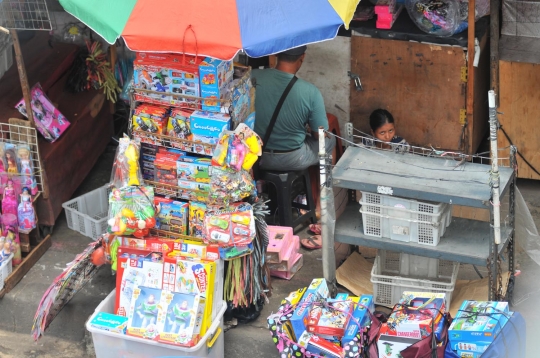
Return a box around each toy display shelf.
[149,228,205,243]
[323,145,516,301]
[131,130,216,157]
[143,179,210,203]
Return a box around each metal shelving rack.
[320,130,517,302]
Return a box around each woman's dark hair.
[369,109,394,132]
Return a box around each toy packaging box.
[270,254,303,280]
[297,331,345,358]
[306,293,353,337]
[167,108,193,140]
[126,285,165,340]
[114,247,168,317]
[199,57,234,112]
[228,77,252,124]
[289,278,329,340]
[189,111,231,139]
[267,235,300,271]
[381,292,446,340]
[266,225,294,263]
[154,154,179,186]
[157,291,202,347]
[377,334,419,358]
[176,156,212,183]
[449,300,510,347]
[456,349,482,357]
[15,83,70,143]
[154,197,189,234]
[132,104,169,136]
[342,294,375,345]
[189,202,206,239]
[177,179,210,193]
[192,134,219,155]
[163,256,216,336]
[89,312,128,334]
[282,287,307,306]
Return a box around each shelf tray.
[332,147,515,208]
[335,203,513,266]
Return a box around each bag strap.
[261,76,298,152]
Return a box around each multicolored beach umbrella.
[59,0,360,60]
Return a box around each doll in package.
[15,83,71,143]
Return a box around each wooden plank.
[498,60,540,180]
[499,36,540,64]
[452,205,490,222]
[471,34,490,153]
[350,36,467,151]
[0,234,51,298]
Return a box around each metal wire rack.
[0,0,52,31]
[144,179,210,203]
[149,228,205,243]
[343,125,513,168]
[132,130,216,157]
[0,122,44,196]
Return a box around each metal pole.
[319,127,336,295]
[488,91,501,245]
[490,0,500,103]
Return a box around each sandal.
[301,235,322,250]
[308,223,322,235]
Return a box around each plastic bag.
[204,202,255,247]
[107,186,156,238]
[208,167,256,205]
[211,123,262,172]
[406,0,489,36]
[110,136,143,189]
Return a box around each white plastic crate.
[360,192,452,246]
[87,289,226,358]
[377,250,441,279]
[62,185,110,240]
[0,33,13,81]
[371,250,459,308]
[0,253,13,291]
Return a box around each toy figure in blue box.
[136,294,159,328]
[167,300,192,334]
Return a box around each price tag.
[377,185,393,195]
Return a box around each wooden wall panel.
[498,60,540,180]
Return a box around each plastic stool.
[261,168,316,230]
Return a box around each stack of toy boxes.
[377,292,447,358]
[266,225,303,280]
[289,278,330,341]
[111,238,222,348]
[199,57,234,112]
[133,52,202,109]
[448,301,510,357]
[374,0,403,29]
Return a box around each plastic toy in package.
[111,136,144,189]
[208,166,256,205]
[107,186,156,238]
[204,202,255,247]
[211,123,262,172]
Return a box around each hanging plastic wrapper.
[110,136,143,189]
[406,0,489,36]
[208,167,256,205]
[204,202,255,247]
[212,123,262,172]
[107,185,156,238]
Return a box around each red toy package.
[306,296,354,337]
[204,202,255,247]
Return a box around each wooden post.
[10,30,36,127]
[109,43,117,113]
[466,0,476,154]
[490,0,500,106]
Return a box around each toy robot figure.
[136,294,159,328]
[167,300,191,334]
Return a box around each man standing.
[253,46,335,171]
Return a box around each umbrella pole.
[319,127,337,296]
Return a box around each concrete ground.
[0,143,538,357]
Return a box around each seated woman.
[364,109,409,152]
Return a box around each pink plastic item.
[270,254,304,280]
[375,0,403,29]
[266,225,293,263]
[268,235,300,272]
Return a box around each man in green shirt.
[253,46,335,171]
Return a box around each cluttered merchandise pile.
[77,53,271,357]
[267,280,518,358]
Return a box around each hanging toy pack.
[211,123,262,172]
[107,186,156,238]
[204,202,255,247]
[111,136,143,189]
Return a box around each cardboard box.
[307,293,353,337]
[199,57,234,112]
[449,301,510,345]
[189,111,231,138]
[281,287,307,306]
[297,331,345,358]
[126,285,164,340]
[377,334,419,358]
[456,350,482,358]
[289,278,329,340]
[157,291,202,347]
[381,292,445,340]
[189,202,206,239]
[177,180,210,193]
[270,254,303,280]
[342,294,375,345]
[89,312,128,334]
[192,134,219,155]
[176,156,212,183]
[167,108,193,139]
[154,153,181,186]
[154,198,189,234]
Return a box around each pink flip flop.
[308,223,322,235]
[301,235,322,250]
